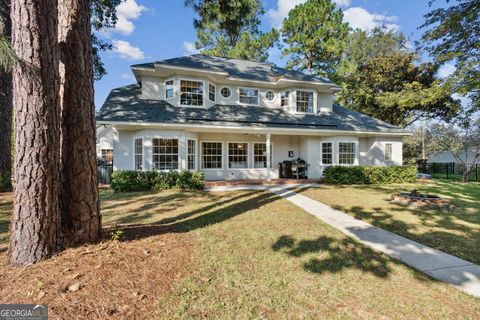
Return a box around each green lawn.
[293,179,480,265]
[1,188,479,318]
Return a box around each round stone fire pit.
[391,190,453,210]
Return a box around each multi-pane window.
[385,143,393,161]
[253,143,272,168]
[202,142,222,169]
[180,80,203,106]
[265,91,275,102]
[165,80,174,100]
[228,143,248,168]
[296,91,314,113]
[321,142,332,165]
[134,138,143,171]
[338,142,355,165]
[101,149,113,163]
[239,88,259,105]
[281,91,290,107]
[208,83,216,102]
[188,139,196,170]
[152,138,179,170]
[220,87,231,98]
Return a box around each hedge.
[111,170,205,192]
[323,166,417,184]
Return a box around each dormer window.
[180,80,203,106]
[281,91,290,107]
[165,80,174,100]
[296,91,314,113]
[208,83,216,102]
[239,88,259,105]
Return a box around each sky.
[94,0,454,109]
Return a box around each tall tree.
[281,0,348,79]
[336,27,460,127]
[58,0,101,244]
[185,0,279,62]
[8,0,62,265]
[0,0,13,191]
[420,0,480,111]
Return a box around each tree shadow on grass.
[272,235,391,277]
[107,191,280,241]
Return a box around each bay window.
[188,139,196,170]
[281,91,290,107]
[202,142,222,169]
[321,142,332,165]
[239,88,259,105]
[134,138,143,171]
[338,142,355,165]
[152,138,179,170]
[296,91,314,113]
[165,80,174,100]
[228,142,248,169]
[180,80,203,106]
[208,83,215,102]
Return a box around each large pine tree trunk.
[58,0,101,244]
[8,0,62,265]
[0,0,12,187]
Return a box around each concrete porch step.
[205,178,321,187]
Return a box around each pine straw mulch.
[0,229,194,319]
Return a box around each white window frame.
[179,78,205,108]
[187,138,197,171]
[208,83,216,103]
[385,143,393,161]
[152,137,180,171]
[238,87,259,106]
[227,141,249,169]
[321,141,333,165]
[295,89,315,114]
[220,86,231,98]
[252,142,273,169]
[201,141,223,170]
[164,79,175,101]
[133,137,144,171]
[265,90,276,102]
[337,141,358,166]
[280,90,290,107]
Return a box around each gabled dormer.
[130,54,339,114]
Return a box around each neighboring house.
[428,148,480,164]
[96,125,114,164]
[96,54,409,180]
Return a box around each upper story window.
[296,90,314,113]
[165,80,174,100]
[208,83,216,102]
[385,143,393,161]
[220,87,231,98]
[265,91,275,102]
[239,88,259,105]
[180,80,203,106]
[281,91,290,107]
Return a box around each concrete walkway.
[207,184,480,298]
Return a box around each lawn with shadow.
[292,179,480,265]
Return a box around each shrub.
[110,170,205,192]
[323,166,417,184]
[0,172,11,192]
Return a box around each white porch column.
[266,133,271,181]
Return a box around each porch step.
[205,178,321,187]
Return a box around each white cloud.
[112,40,145,60]
[343,7,399,31]
[121,73,133,80]
[437,63,456,79]
[267,0,351,29]
[333,0,351,7]
[111,0,147,35]
[183,41,199,55]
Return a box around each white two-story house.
[96,54,408,181]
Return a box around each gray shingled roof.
[132,54,334,84]
[97,84,407,134]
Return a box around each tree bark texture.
[58,0,101,244]
[8,0,62,265]
[0,0,12,182]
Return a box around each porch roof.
[96,84,408,135]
